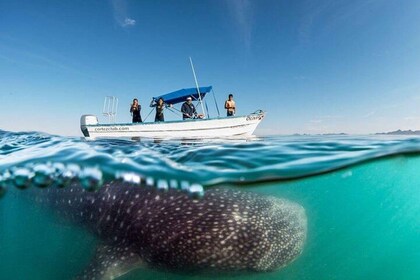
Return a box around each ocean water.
[0,130,419,280]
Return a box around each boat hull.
[81,111,265,139]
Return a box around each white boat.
[81,58,265,140]
[80,85,265,139]
[81,110,265,140]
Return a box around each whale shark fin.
[77,244,144,280]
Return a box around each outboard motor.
[80,115,98,137]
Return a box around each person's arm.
[224,101,229,109]
[130,105,134,113]
[150,100,156,107]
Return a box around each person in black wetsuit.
[150,97,167,122]
[130,98,142,123]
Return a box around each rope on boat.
[143,109,154,122]
[166,106,182,117]
[166,106,198,119]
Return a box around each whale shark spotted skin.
[35,182,307,279]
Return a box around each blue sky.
[1,0,419,136]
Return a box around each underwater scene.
[0,130,419,280]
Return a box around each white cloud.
[309,115,342,123]
[111,0,136,28]
[404,116,420,121]
[304,114,345,134]
[0,38,89,76]
[310,119,323,124]
[363,110,376,118]
[298,1,382,46]
[122,17,136,27]
[226,0,253,50]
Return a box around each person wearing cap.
[181,96,198,120]
[224,94,236,117]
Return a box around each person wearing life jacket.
[224,94,236,116]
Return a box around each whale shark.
[33,182,307,279]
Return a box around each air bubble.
[169,179,179,189]
[33,164,54,188]
[13,168,34,189]
[116,172,142,185]
[0,162,208,200]
[146,177,154,188]
[156,179,169,192]
[80,167,103,192]
[50,163,67,188]
[0,170,12,184]
[60,164,81,187]
[0,175,7,198]
[0,170,15,198]
[180,180,190,191]
[188,184,204,199]
[63,164,81,178]
[51,162,66,173]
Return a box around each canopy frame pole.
[204,100,210,118]
[189,57,207,118]
[211,89,220,117]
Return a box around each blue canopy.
[152,86,212,105]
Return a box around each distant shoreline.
[291,133,348,136]
[375,129,420,135]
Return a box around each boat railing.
[103,96,118,123]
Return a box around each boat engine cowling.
[80,115,98,126]
[80,115,98,137]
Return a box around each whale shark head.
[254,196,307,271]
[34,183,307,278]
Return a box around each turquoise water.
[0,130,419,279]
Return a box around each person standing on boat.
[150,97,167,122]
[181,97,198,120]
[130,98,142,123]
[225,94,236,117]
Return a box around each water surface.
[0,130,419,279]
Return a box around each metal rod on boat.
[103,97,107,117]
[189,57,207,118]
[114,97,119,123]
[103,97,109,123]
[108,97,112,123]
